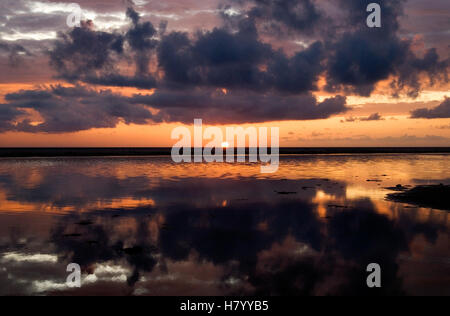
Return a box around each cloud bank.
[2,85,348,132]
[0,1,448,133]
[411,98,450,119]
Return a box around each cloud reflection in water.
[0,155,448,295]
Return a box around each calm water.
[0,154,448,295]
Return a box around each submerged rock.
[275,191,297,195]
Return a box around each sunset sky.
[0,0,449,147]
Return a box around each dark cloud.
[246,0,324,34]
[46,3,448,97]
[49,25,125,82]
[391,48,449,98]
[49,8,159,89]
[0,2,448,133]
[341,113,385,123]
[267,41,324,93]
[155,2,446,97]
[157,20,273,91]
[3,85,154,133]
[324,31,410,96]
[0,41,33,66]
[361,113,385,121]
[125,7,158,76]
[411,97,450,119]
[157,21,327,94]
[131,89,348,124]
[85,73,157,89]
[324,0,449,97]
[0,106,24,132]
[337,0,405,33]
[0,84,348,132]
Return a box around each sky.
[0,0,449,147]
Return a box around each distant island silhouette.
[0,147,449,158]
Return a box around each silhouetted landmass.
[385,185,411,192]
[0,147,449,157]
[387,185,450,211]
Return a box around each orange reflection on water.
[0,154,448,296]
[0,154,448,221]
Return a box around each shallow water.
[0,154,448,295]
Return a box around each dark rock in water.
[386,185,450,211]
[384,184,410,192]
[76,220,93,226]
[275,191,297,195]
[328,204,349,209]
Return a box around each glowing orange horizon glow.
[0,81,449,147]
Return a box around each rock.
[386,185,450,211]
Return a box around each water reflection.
[0,155,448,295]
